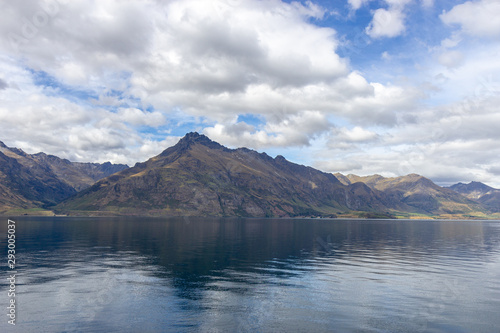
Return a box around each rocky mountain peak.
[180,131,205,142]
[449,181,496,196]
[168,132,227,153]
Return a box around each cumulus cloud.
[366,8,406,38]
[312,88,500,187]
[116,108,166,127]
[0,57,168,164]
[138,0,348,98]
[0,0,421,166]
[204,110,331,148]
[0,1,338,157]
[326,126,379,150]
[309,29,500,188]
[1,0,497,188]
[337,126,379,143]
[365,0,413,39]
[441,0,500,39]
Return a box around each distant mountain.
[32,152,128,191]
[448,181,500,212]
[334,173,486,216]
[0,141,128,214]
[448,181,496,199]
[2,135,495,218]
[56,132,397,217]
[478,192,500,212]
[56,133,490,218]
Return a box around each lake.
[1,217,499,332]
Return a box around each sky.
[1,0,499,187]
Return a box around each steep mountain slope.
[0,148,76,211]
[478,192,500,212]
[449,181,496,199]
[3,135,494,218]
[335,173,485,215]
[449,182,500,212]
[32,152,128,191]
[56,133,394,217]
[0,141,128,213]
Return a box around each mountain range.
[0,140,128,214]
[448,182,500,213]
[1,133,498,219]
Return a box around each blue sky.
[1,0,500,187]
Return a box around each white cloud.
[0,0,416,152]
[116,108,166,127]
[438,50,464,69]
[337,126,379,143]
[0,0,349,161]
[420,0,434,8]
[429,43,500,105]
[326,126,379,150]
[204,110,331,148]
[1,0,498,188]
[0,57,170,165]
[311,84,500,188]
[441,0,500,39]
[348,0,372,11]
[384,0,412,8]
[365,0,413,39]
[306,34,500,188]
[366,8,406,38]
[440,35,462,49]
[314,160,363,173]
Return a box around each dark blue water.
[1,217,499,332]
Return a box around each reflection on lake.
[1,217,500,332]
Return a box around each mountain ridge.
[448,181,500,213]
[57,132,397,217]
[334,173,486,216]
[1,134,497,218]
[0,141,128,214]
[55,133,496,219]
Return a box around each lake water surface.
[1,217,500,332]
